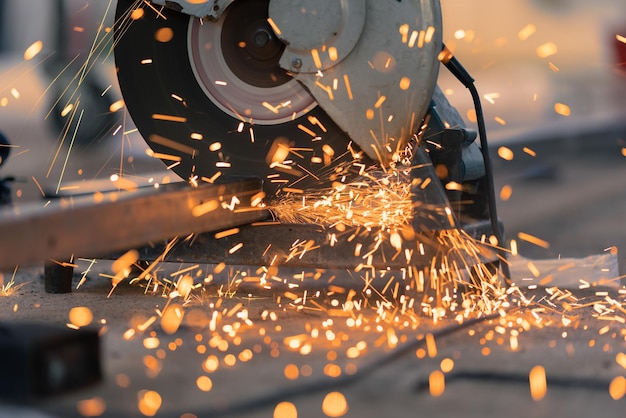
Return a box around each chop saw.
[112,0,507,277]
[115,0,446,191]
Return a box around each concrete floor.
[493,132,626,275]
[0,259,624,418]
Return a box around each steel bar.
[0,179,267,271]
[121,219,498,270]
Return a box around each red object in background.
[614,30,626,76]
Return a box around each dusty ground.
[0,259,624,418]
[493,132,626,275]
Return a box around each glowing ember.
[69,306,94,328]
[195,376,213,392]
[500,184,513,201]
[23,40,43,61]
[429,370,445,397]
[161,304,185,334]
[554,103,571,117]
[274,402,298,418]
[518,24,536,41]
[154,27,174,43]
[130,8,145,21]
[609,376,626,400]
[517,232,550,249]
[76,397,106,417]
[523,147,536,157]
[399,77,411,90]
[497,146,514,161]
[151,114,187,123]
[137,390,162,416]
[267,17,282,36]
[109,100,125,112]
[536,42,558,58]
[322,391,349,417]
[529,365,547,401]
[616,352,626,369]
[440,358,454,373]
[192,200,218,217]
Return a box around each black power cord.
[414,370,614,393]
[439,45,511,284]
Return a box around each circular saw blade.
[114,0,369,194]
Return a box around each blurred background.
[0,0,625,271]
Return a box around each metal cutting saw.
[109,0,505,275]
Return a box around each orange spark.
[500,185,513,201]
[76,397,106,417]
[497,146,514,161]
[24,41,43,60]
[68,306,93,328]
[529,366,547,401]
[609,376,626,400]
[322,392,348,417]
[274,402,298,418]
[151,114,187,123]
[429,370,445,397]
[518,24,536,40]
[137,390,162,416]
[554,103,571,117]
[536,42,558,58]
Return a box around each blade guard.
[269,0,442,166]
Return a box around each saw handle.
[439,44,475,88]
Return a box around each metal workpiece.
[0,179,267,271]
[110,218,497,271]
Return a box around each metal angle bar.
[118,219,498,270]
[0,179,267,271]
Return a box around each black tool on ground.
[0,131,12,207]
[44,260,75,294]
[0,322,101,400]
